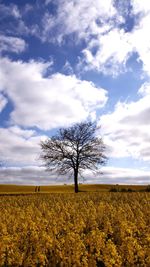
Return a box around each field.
[0,186,150,266]
[0,183,148,194]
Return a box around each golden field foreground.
[0,191,150,267]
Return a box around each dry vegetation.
[0,191,150,266]
[0,184,148,194]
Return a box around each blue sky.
[0,0,150,185]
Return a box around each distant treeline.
[110,184,150,192]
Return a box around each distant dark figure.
[35,186,40,192]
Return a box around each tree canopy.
[40,121,107,192]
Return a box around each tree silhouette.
[40,121,107,193]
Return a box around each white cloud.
[42,0,150,76]
[40,1,131,75]
[101,166,150,185]
[0,165,149,185]
[0,126,44,165]
[83,166,150,185]
[0,93,7,112]
[129,7,150,76]
[83,28,133,75]
[0,57,108,130]
[131,0,150,14]
[87,0,150,77]
[0,166,54,185]
[0,35,27,54]
[0,3,21,19]
[41,0,118,43]
[11,4,21,18]
[0,165,76,185]
[78,1,150,75]
[1,1,150,76]
[99,83,150,161]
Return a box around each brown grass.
[0,183,148,194]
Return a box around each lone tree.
[40,121,107,193]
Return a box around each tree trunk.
[74,170,79,193]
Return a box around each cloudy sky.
[0,0,150,185]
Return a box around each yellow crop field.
[0,183,148,194]
[0,192,150,266]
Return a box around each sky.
[0,0,150,185]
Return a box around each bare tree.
[40,121,107,193]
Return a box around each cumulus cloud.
[0,126,45,165]
[0,165,77,185]
[0,166,56,185]
[131,0,150,14]
[0,3,21,19]
[1,1,150,76]
[0,57,108,130]
[100,166,150,185]
[83,28,133,75]
[42,0,117,43]
[0,165,149,185]
[83,166,150,185]
[0,35,26,54]
[99,82,150,161]
[40,0,150,76]
[130,3,150,76]
[84,0,150,76]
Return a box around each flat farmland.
[0,189,150,266]
[0,183,148,194]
